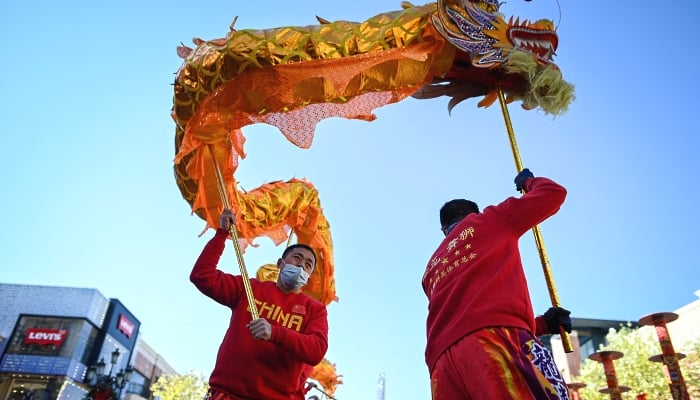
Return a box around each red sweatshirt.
[190,229,328,400]
[422,177,566,371]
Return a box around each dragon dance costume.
[423,177,570,400]
[191,229,328,400]
[172,0,577,397]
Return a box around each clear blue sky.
[1,1,699,399]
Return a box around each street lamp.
[85,348,133,400]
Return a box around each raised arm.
[189,210,245,306]
[496,169,567,236]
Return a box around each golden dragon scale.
[309,358,343,396]
[172,0,575,305]
[238,178,334,304]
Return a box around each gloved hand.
[514,168,534,192]
[543,306,572,334]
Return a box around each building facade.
[0,284,176,400]
[126,339,177,400]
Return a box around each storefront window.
[5,376,61,400]
[5,316,98,364]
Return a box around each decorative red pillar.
[567,382,586,400]
[639,312,690,400]
[589,350,630,400]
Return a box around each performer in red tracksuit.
[423,169,571,400]
[190,209,328,400]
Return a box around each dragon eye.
[475,0,499,14]
[533,19,555,31]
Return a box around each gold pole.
[496,88,572,353]
[286,230,295,248]
[208,144,260,320]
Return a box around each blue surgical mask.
[279,264,310,291]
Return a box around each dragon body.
[172,0,574,306]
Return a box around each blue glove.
[514,168,534,192]
[543,306,572,334]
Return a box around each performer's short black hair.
[282,244,317,266]
[439,199,479,231]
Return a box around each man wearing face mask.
[190,209,329,400]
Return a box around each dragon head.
[417,0,573,114]
[432,0,558,67]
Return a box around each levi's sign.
[25,328,68,346]
[118,314,135,338]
